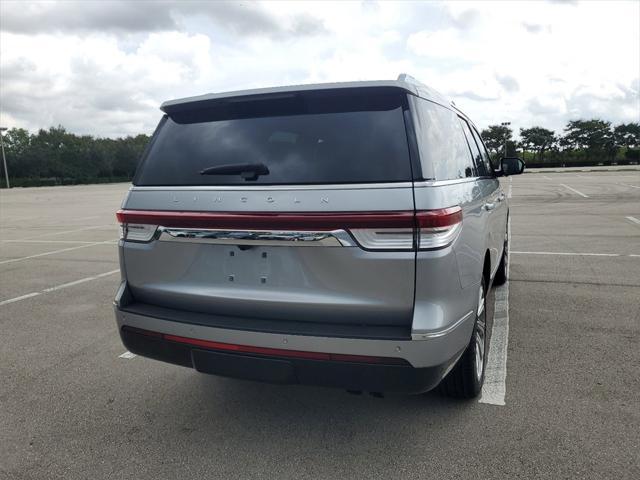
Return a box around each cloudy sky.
[1,0,638,138]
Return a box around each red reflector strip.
[160,332,407,365]
[116,209,416,231]
[415,206,462,228]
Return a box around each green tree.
[614,122,640,160]
[561,119,615,161]
[520,127,556,162]
[3,128,32,178]
[480,124,513,159]
[614,123,640,148]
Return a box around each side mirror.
[500,157,525,176]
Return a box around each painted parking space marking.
[21,224,115,240]
[512,250,618,257]
[119,351,137,359]
[625,216,640,226]
[0,292,42,306]
[511,251,639,257]
[42,270,120,292]
[0,241,115,265]
[1,239,110,245]
[559,184,589,198]
[0,269,119,306]
[620,183,640,189]
[480,219,511,406]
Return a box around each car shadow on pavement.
[118,370,486,477]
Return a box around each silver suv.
[114,75,524,398]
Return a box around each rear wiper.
[199,162,269,181]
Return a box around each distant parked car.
[114,74,524,398]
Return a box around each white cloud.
[0,31,215,136]
[0,0,638,138]
[406,0,640,132]
[408,29,466,58]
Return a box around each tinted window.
[134,92,412,186]
[459,119,487,176]
[410,97,476,180]
[471,127,494,176]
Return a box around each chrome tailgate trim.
[156,227,356,247]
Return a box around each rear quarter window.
[409,96,476,181]
[134,91,413,186]
[471,127,494,175]
[459,118,487,176]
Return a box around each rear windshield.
[134,90,412,186]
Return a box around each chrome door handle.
[484,203,496,211]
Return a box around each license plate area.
[220,246,273,286]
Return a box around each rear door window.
[134,91,412,186]
[410,97,476,181]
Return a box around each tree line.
[0,119,638,188]
[481,120,639,167]
[0,126,150,188]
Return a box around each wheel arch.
[483,250,491,286]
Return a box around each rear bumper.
[120,325,462,394]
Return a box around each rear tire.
[438,277,488,399]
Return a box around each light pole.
[500,122,511,158]
[0,127,8,189]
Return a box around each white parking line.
[0,292,42,306]
[22,224,115,240]
[507,177,513,198]
[0,241,114,265]
[1,239,107,245]
[625,216,640,225]
[0,269,119,306]
[42,270,120,292]
[620,183,640,189]
[510,251,638,257]
[480,219,511,406]
[559,184,589,198]
[119,351,137,359]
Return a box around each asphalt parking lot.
[1,170,639,480]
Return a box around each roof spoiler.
[160,76,452,115]
[397,73,425,87]
[397,73,452,108]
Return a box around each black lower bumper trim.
[120,327,455,394]
[121,300,411,341]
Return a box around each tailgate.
[119,186,416,327]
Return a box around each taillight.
[415,206,462,250]
[117,211,158,242]
[349,228,415,250]
[351,207,462,250]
